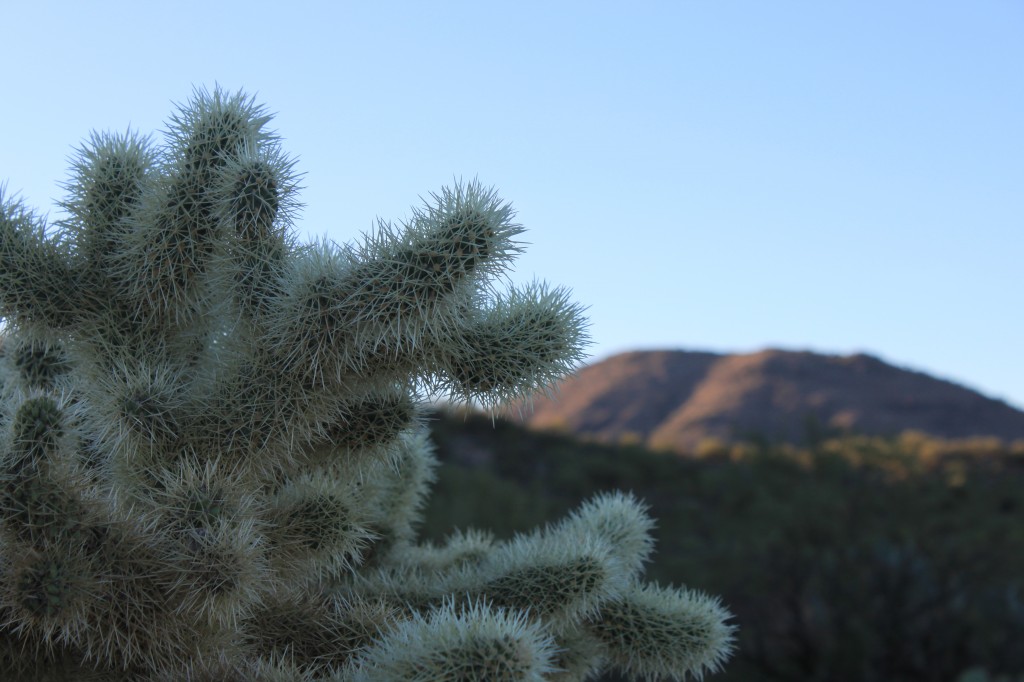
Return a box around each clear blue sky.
[3,2,1022,409]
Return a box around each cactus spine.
[0,88,734,681]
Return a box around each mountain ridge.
[512,348,1024,452]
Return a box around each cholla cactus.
[0,88,734,681]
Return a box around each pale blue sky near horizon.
[3,2,1022,409]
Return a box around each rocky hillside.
[512,349,1024,452]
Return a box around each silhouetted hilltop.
[514,349,1024,452]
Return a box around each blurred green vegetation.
[422,408,1024,682]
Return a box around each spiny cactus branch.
[0,86,734,681]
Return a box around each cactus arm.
[0,88,734,681]
[0,192,81,329]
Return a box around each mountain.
[513,349,1024,452]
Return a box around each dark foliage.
[423,408,1024,682]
